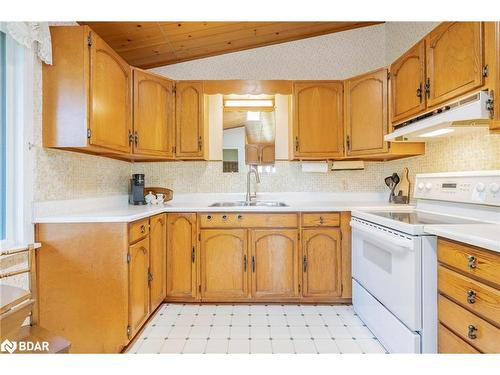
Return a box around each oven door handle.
[350,220,414,254]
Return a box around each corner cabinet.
[43,26,132,155]
[133,69,175,159]
[292,81,344,159]
[175,81,206,159]
[166,213,198,301]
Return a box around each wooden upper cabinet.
[426,22,484,107]
[133,69,175,158]
[166,213,198,301]
[175,81,205,159]
[390,40,426,124]
[250,229,299,300]
[345,68,388,155]
[301,228,342,299]
[128,237,150,338]
[293,82,344,159]
[200,229,249,300]
[43,26,132,154]
[89,31,132,153]
[149,214,167,311]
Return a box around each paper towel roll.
[301,161,329,173]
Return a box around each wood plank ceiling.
[77,22,383,68]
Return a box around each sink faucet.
[246,166,260,203]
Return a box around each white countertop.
[424,224,500,253]
[33,192,411,224]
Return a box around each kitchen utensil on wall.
[384,173,400,203]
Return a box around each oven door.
[351,217,422,331]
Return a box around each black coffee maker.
[129,174,146,205]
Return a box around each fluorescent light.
[246,111,260,121]
[417,128,455,138]
[224,99,274,107]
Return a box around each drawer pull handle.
[467,325,477,340]
[222,215,228,221]
[207,215,212,220]
[319,216,325,224]
[192,247,195,263]
[140,225,146,234]
[467,255,477,269]
[251,256,255,273]
[467,289,476,304]
[237,215,243,221]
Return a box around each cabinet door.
[175,81,204,158]
[390,40,426,124]
[133,69,175,157]
[128,237,150,338]
[302,228,342,299]
[166,213,198,300]
[345,68,388,156]
[293,82,344,159]
[426,22,484,107]
[200,229,249,300]
[89,31,132,153]
[149,214,167,310]
[250,229,299,300]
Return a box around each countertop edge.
[424,226,500,253]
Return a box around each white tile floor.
[127,303,387,354]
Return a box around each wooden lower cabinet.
[200,229,249,300]
[149,214,167,310]
[166,213,198,301]
[128,237,150,338]
[250,229,299,301]
[301,228,342,300]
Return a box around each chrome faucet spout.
[246,166,260,203]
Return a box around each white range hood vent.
[385,91,493,142]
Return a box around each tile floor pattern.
[127,304,387,354]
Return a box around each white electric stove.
[350,171,500,354]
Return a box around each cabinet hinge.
[387,72,391,80]
[298,284,301,293]
[198,284,201,293]
[172,145,176,154]
[298,232,300,241]
[127,325,131,338]
[173,85,176,94]
[126,253,131,263]
[87,35,92,47]
[482,65,489,78]
[148,268,153,285]
[198,233,201,241]
[87,128,92,139]
[340,231,343,241]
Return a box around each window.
[0,31,6,241]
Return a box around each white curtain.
[1,22,52,64]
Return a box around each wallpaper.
[33,22,499,202]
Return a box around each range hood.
[385,91,493,142]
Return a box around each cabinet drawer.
[439,265,500,324]
[301,213,340,227]
[129,218,149,244]
[438,239,500,287]
[199,213,298,228]
[438,295,500,353]
[438,323,480,354]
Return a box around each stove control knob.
[475,182,485,192]
[425,183,432,190]
[489,183,500,194]
[417,183,425,190]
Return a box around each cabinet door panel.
[129,237,150,338]
[345,68,388,155]
[133,70,174,157]
[293,82,343,158]
[166,214,198,300]
[175,81,204,158]
[251,229,299,299]
[426,22,483,107]
[149,214,167,310]
[302,228,342,298]
[390,40,426,124]
[200,229,248,300]
[90,33,131,153]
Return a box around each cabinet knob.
[467,255,477,269]
[319,216,325,224]
[467,289,476,304]
[237,214,243,221]
[207,215,212,220]
[467,325,477,340]
[222,215,228,221]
